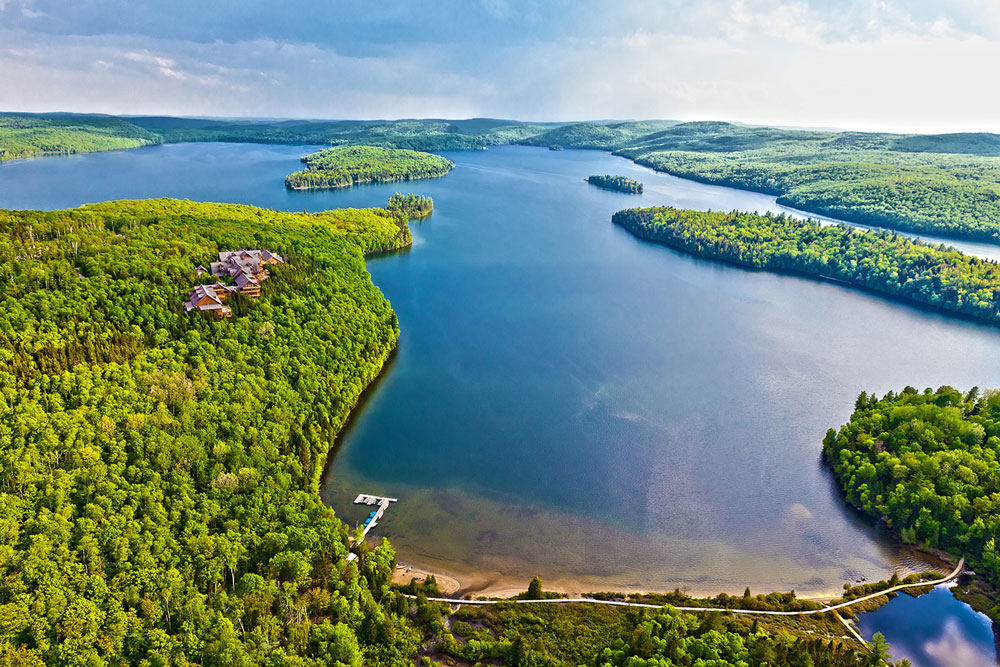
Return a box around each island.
[284,145,454,190]
[612,206,1000,325]
[386,192,434,219]
[588,174,643,193]
[824,385,1000,621]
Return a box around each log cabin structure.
[185,249,284,317]
[183,284,232,318]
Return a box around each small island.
[386,192,434,219]
[587,174,643,193]
[285,145,454,190]
[612,206,1000,325]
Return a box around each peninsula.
[284,145,454,190]
[825,385,1000,621]
[612,206,1000,325]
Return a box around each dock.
[353,494,397,540]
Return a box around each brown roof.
[185,284,224,312]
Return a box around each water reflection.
[857,585,997,667]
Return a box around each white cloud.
[0,0,997,131]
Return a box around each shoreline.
[384,546,960,604]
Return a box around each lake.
[2,142,997,662]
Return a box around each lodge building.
[184,249,285,317]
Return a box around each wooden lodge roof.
[187,249,283,316]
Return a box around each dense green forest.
[285,146,454,190]
[0,114,160,161]
[587,175,643,193]
[417,599,898,667]
[386,193,434,219]
[823,386,1000,621]
[520,121,680,150]
[0,198,416,665]
[614,122,1000,243]
[613,206,1000,324]
[129,118,496,151]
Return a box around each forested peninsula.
[613,206,1000,324]
[0,114,160,161]
[0,198,414,665]
[587,174,643,193]
[285,145,454,190]
[824,386,1000,621]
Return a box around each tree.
[527,576,544,599]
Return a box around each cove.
[2,142,998,610]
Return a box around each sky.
[0,0,998,132]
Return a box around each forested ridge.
[0,115,160,161]
[824,386,1000,621]
[613,206,1000,324]
[613,122,1000,243]
[285,146,454,191]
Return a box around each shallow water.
[2,141,997,626]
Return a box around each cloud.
[924,617,994,667]
[0,0,997,131]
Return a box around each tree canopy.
[613,206,1000,325]
[285,146,454,191]
[824,385,1000,620]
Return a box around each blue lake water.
[858,585,997,666]
[1,141,997,660]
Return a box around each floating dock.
[353,494,397,539]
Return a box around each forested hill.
[285,145,454,190]
[613,206,1000,325]
[0,199,414,664]
[613,122,1000,243]
[0,114,160,161]
[824,386,1000,620]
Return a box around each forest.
[386,193,434,220]
[612,206,1000,325]
[614,122,1000,243]
[587,175,644,194]
[416,595,900,667]
[823,386,1000,621]
[130,118,501,151]
[0,198,415,666]
[285,146,454,190]
[0,114,160,161]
